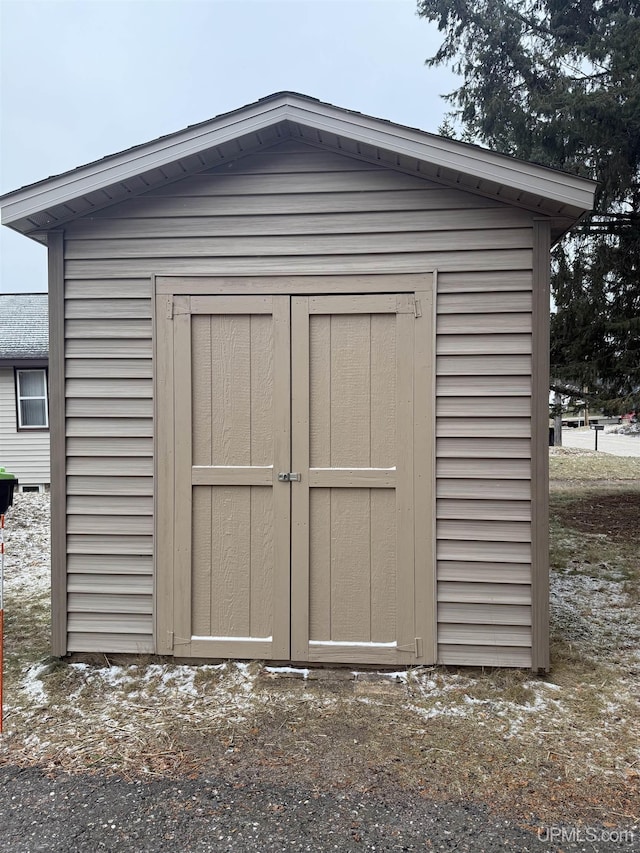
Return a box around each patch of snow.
[265,666,310,679]
[381,670,409,682]
[22,662,49,704]
[551,571,640,661]
[22,733,51,751]
[409,702,470,721]
[609,422,640,436]
[535,680,562,692]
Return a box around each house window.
[15,369,49,429]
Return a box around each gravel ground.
[1,766,636,853]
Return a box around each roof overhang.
[0,358,48,368]
[1,92,597,245]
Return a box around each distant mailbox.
[590,423,604,451]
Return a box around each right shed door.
[290,294,432,665]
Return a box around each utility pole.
[552,389,563,447]
[583,385,589,428]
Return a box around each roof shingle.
[0,293,48,359]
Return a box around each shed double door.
[158,291,432,665]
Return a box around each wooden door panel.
[307,488,396,643]
[326,313,372,468]
[191,485,274,640]
[170,295,290,659]
[292,294,426,665]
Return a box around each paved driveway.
[0,766,631,853]
[559,427,640,457]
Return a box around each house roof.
[0,91,597,244]
[0,293,49,360]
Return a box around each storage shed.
[0,93,597,670]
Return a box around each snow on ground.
[550,571,640,662]
[1,492,639,781]
[2,493,50,598]
[610,422,640,437]
[21,663,49,705]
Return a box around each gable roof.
[0,293,49,360]
[0,91,597,244]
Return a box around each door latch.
[278,472,301,482]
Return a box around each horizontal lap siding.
[435,270,533,667]
[62,140,536,662]
[63,279,154,652]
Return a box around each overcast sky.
[0,0,457,293]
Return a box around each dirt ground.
[553,491,640,540]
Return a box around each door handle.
[277,472,301,482]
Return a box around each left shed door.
[157,295,291,659]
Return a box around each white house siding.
[0,368,50,487]
[62,140,539,664]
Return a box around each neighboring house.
[0,93,597,669]
[0,293,50,490]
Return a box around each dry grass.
[1,471,639,828]
[550,446,640,483]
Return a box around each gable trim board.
[1,93,595,245]
[2,95,598,670]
